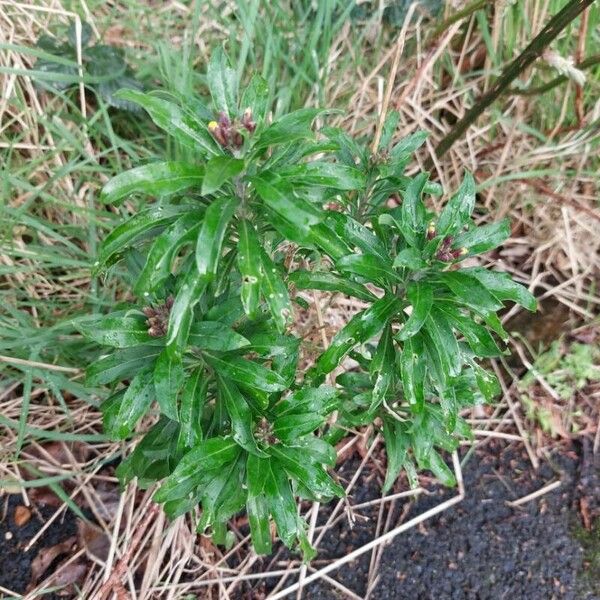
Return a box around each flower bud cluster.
[208,109,256,150]
[143,296,174,337]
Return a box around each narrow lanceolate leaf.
[154,348,184,421]
[205,352,287,393]
[254,108,328,149]
[279,162,366,190]
[453,218,511,255]
[188,321,250,352]
[273,413,324,444]
[178,369,207,449]
[390,131,428,162]
[370,325,395,409]
[246,455,273,554]
[196,196,238,279]
[251,175,323,243]
[96,203,191,269]
[217,376,264,456]
[336,254,397,287]
[436,172,476,236]
[424,306,462,380]
[207,47,237,116]
[101,162,204,205]
[398,281,433,341]
[114,89,219,154]
[462,268,537,311]
[202,156,245,195]
[76,314,152,348]
[382,417,409,493]
[400,336,425,409]
[112,368,154,440]
[135,212,202,295]
[154,437,240,503]
[237,220,262,317]
[437,303,503,357]
[86,346,160,386]
[439,271,503,314]
[324,212,388,263]
[259,246,292,334]
[265,459,303,549]
[166,269,208,352]
[400,173,428,246]
[315,295,401,375]
[269,445,344,500]
[240,73,269,122]
[288,270,375,302]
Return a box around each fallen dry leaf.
[50,560,88,595]
[30,536,77,583]
[78,520,110,562]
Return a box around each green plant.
[34,21,143,112]
[78,48,536,558]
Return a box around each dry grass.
[1,0,599,598]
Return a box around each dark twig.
[427,0,595,167]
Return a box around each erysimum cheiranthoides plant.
[78,48,536,559]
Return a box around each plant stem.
[428,0,595,166]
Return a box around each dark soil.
[245,439,600,600]
[0,494,78,596]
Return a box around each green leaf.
[86,346,160,386]
[390,131,428,162]
[393,247,426,270]
[324,212,388,263]
[154,349,184,421]
[265,459,303,549]
[254,108,328,149]
[370,325,395,409]
[427,449,456,487]
[178,369,207,448]
[188,321,250,352]
[400,336,425,409]
[114,89,218,154]
[280,162,366,190]
[289,270,375,302]
[315,295,401,375]
[258,246,292,334]
[453,219,511,255]
[246,455,273,554]
[463,268,536,311]
[251,174,323,243]
[240,73,269,122]
[112,368,154,440]
[336,254,396,286]
[439,271,503,314]
[166,269,208,351]
[134,212,202,295]
[207,47,237,116]
[274,386,338,418]
[398,281,433,341]
[237,220,262,317]
[196,196,238,279]
[423,306,462,382]
[382,417,409,493]
[217,376,264,456]
[205,352,287,393]
[269,445,344,500]
[436,172,476,236]
[273,413,324,444]
[76,313,152,348]
[202,156,245,195]
[437,303,503,357]
[154,437,240,503]
[400,173,428,246]
[96,203,191,269]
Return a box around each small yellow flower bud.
[208,121,218,130]
[459,247,468,256]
